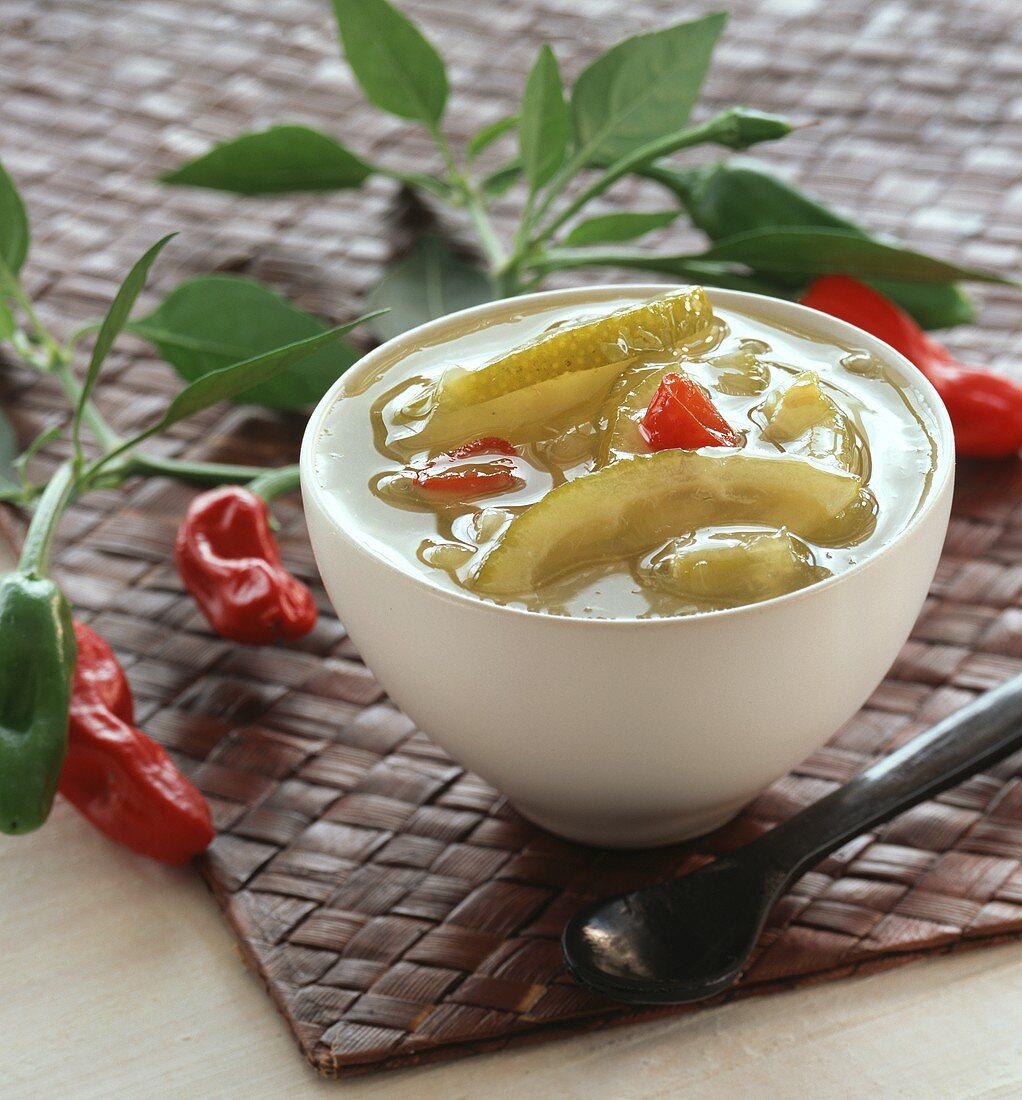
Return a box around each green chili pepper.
[645,160,974,330]
[0,571,76,834]
[0,461,78,834]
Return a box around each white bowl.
[301,286,954,848]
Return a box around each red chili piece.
[414,436,520,496]
[58,622,214,864]
[640,372,740,451]
[802,276,1022,459]
[175,486,318,645]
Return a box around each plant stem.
[429,124,462,183]
[426,121,510,283]
[463,180,508,276]
[51,358,122,452]
[247,464,301,502]
[521,155,583,246]
[17,461,75,578]
[0,261,63,365]
[130,453,278,486]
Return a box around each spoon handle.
[758,672,1022,880]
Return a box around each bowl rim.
[301,283,955,629]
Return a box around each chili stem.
[247,464,301,502]
[131,453,278,486]
[531,115,738,249]
[18,461,75,578]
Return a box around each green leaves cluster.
[1,0,1014,463]
[159,0,1014,338]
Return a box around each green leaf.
[563,210,680,247]
[481,160,523,199]
[570,13,726,165]
[331,0,448,125]
[160,125,372,195]
[368,234,493,342]
[648,161,853,239]
[648,161,975,328]
[697,227,1018,285]
[0,406,18,494]
[519,45,569,191]
[73,234,175,451]
[0,159,29,278]
[467,115,518,160]
[162,318,377,428]
[0,301,14,341]
[130,275,365,409]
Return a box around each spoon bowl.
[563,854,786,1003]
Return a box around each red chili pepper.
[58,622,213,864]
[802,276,1022,459]
[175,486,318,645]
[414,436,520,496]
[640,372,740,451]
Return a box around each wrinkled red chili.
[175,486,318,645]
[802,276,1022,459]
[58,621,213,864]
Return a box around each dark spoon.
[563,672,1022,1005]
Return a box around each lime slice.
[471,451,867,597]
[642,529,831,605]
[436,287,720,412]
[761,371,868,477]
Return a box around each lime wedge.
[394,359,624,456]
[436,287,720,412]
[761,371,868,477]
[470,451,867,597]
[643,529,831,605]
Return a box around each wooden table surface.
[5,805,1022,1099]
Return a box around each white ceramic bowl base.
[302,286,955,849]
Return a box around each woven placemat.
[3,0,1022,1079]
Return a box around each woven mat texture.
[3,0,1022,1078]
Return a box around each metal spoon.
[563,672,1022,1005]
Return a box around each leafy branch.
[160,0,1014,339]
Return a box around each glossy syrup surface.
[314,289,939,619]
